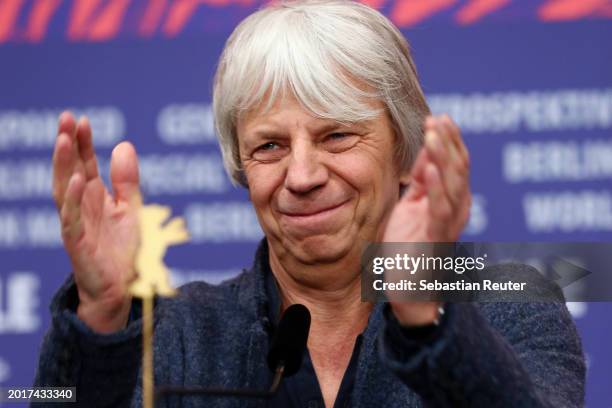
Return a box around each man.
[34,1,585,407]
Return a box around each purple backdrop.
[0,1,610,406]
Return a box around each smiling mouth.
[280,200,348,218]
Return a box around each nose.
[284,139,328,194]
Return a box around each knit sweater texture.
[33,240,585,407]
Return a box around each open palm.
[53,112,142,333]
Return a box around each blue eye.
[259,142,278,150]
[323,132,359,153]
[252,141,287,162]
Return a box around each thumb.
[402,148,429,201]
[110,141,142,207]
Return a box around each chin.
[283,232,356,265]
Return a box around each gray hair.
[213,0,430,186]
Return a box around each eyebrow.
[248,120,368,138]
[239,128,286,152]
[247,128,288,140]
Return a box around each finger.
[428,116,459,165]
[60,173,86,246]
[426,118,472,239]
[52,133,74,208]
[52,137,87,210]
[76,116,100,180]
[52,112,80,209]
[110,141,142,207]
[409,145,429,182]
[440,114,469,165]
[424,163,453,241]
[437,116,458,158]
[404,147,429,201]
[424,126,467,208]
[436,117,470,205]
[57,111,77,139]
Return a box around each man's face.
[237,96,405,266]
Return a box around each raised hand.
[52,111,142,333]
[383,115,471,326]
[384,114,471,244]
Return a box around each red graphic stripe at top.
[163,0,256,37]
[88,0,130,41]
[360,0,388,9]
[25,0,62,42]
[139,0,169,37]
[455,0,510,25]
[539,0,611,21]
[67,0,102,39]
[391,0,457,28]
[600,3,612,17]
[0,0,25,42]
[67,0,130,41]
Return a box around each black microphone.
[267,304,311,392]
[155,303,311,401]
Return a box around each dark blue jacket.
[33,241,585,407]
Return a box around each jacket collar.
[236,239,271,324]
[236,238,418,407]
[238,238,385,328]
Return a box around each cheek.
[331,149,400,225]
[245,163,285,210]
[332,149,394,194]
